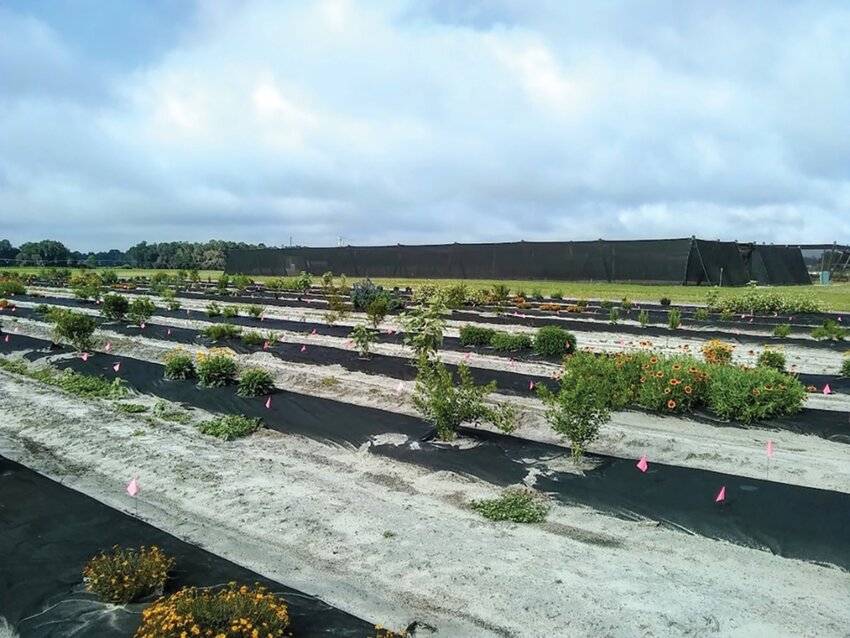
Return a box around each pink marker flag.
[140,322,145,329]
[3,334,8,343]
[528,380,535,391]
[715,486,726,503]
[839,317,843,322]
[396,380,404,393]
[14,326,19,333]
[823,384,832,395]
[677,322,683,329]
[260,316,265,322]
[345,339,353,348]
[386,328,394,335]
[11,306,15,312]
[186,309,190,315]
[81,352,89,362]
[113,362,121,373]
[310,328,317,335]
[300,345,307,352]
[127,478,139,497]
[636,456,648,473]
[464,352,471,361]
[265,396,272,409]
[167,328,172,336]
[766,440,774,458]
[105,341,112,351]
[263,340,269,350]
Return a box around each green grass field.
[5,266,850,310]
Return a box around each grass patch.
[196,414,261,440]
[114,402,149,414]
[470,488,549,523]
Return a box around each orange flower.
[763,386,773,392]
[656,370,664,378]
[664,387,671,394]
[667,399,677,409]
[684,385,693,394]
[650,357,658,364]
[671,363,681,370]
[640,376,647,383]
[752,389,761,396]
[669,378,681,385]
[641,363,650,370]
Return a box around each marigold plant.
[701,339,734,365]
[83,545,174,604]
[134,583,289,638]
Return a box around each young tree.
[538,375,610,464]
[400,301,448,360]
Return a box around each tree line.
[0,239,274,270]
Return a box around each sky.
[1,0,849,251]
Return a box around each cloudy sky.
[1,0,849,251]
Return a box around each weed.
[114,402,149,414]
[222,305,239,318]
[318,376,340,388]
[841,356,850,378]
[241,331,264,347]
[55,369,127,399]
[196,414,261,440]
[246,304,264,319]
[237,367,275,397]
[206,301,222,317]
[382,530,396,539]
[152,400,192,423]
[471,488,549,523]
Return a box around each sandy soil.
[1,364,849,638]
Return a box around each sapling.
[350,323,377,358]
[538,374,610,464]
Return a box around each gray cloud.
[0,0,849,251]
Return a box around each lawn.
[5,266,849,310]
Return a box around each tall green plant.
[350,323,377,358]
[401,301,448,359]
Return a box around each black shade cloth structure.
[0,455,373,638]
[739,244,811,285]
[225,238,802,286]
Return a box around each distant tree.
[15,240,71,266]
[0,239,18,264]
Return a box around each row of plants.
[459,324,577,356]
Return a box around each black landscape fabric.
[0,455,373,638]
[3,335,849,570]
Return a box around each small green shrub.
[246,305,263,319]
[660,297,672,306]
[101,269,118,285]
[533,325,576,357]
[841,357,850,378]
[576,298,588,308]
[49,309,97,351]
[459,325,496,347]
[202,323,241,341]
[128,297,156,325]
[294,271,313,294]
[196,414,262,440]
[33,303,50,314]
[222,305,239,319]
[101,294,130,321]
[757,349,786,372]
[164,350,196,380]
[83,545,174,604]
[350,323,377,358]
[492,283,511,303]
[811,320,847,341]
[694,308,710,320]
[470,488,549,523]
[551,290,563,300]
[490,331,533,352]
[609,307,620,324]
[638,309,649,327]
[412,357,516,441]
[401,301,447,359]
[668,307,682,330]
[721,308,734,321]
[196,353,237,387]
[706,365,806,423]
[600,300,614,310]
[206,301,222,317]
[237,367,275,397]
[772,324,791,338]
[241,331,264,346]
[366,297,390,328]
[70,272,102,301]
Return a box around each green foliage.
[246,304,263,319]
[636,356,710,413]
[350,323,377,358]
[216,273,230,294]
[412,357,516,441]
[241,331,264,346]
[706,365,806,424]
[841,357,850,378]
[128,297,156,324]
[659,297,672,306]
[54,369,126,399]
[638,309,649,327]
[0,279,27,296]
[196,353,237,387]
[33,303,50,314]
[222,304,239,318]
[811,320,847,341]
[101,293,129,321]
[232,274,252,294]
[772,323,791,338]
[114,402,149,414]
[49,309,97,351]
[152,400,192,423]
[668,307,681,329]
[196,414,262,440]
[620,298,633,310]
[164,350,196,380]
[492,283,511,303]
[609,307,620,324]
[151,271,169,285]
[756,349,787,372]
[202,323,241,341]
[530,288,542,299]
[718,289,822,314]
[294,271,313,294]
[100,268,118,284]
[401,301,447,359]
[436,282,468,309]
[83,545,174,605]
[694,308,710,320]
[490,331,533,351]
[206,301,222,317]
[366,296,390,328]
[237,367,275,397]
[600,299,614,310]
[70,272,103,301]
[720,308,734,321]
[533,325,576,357]
[352,278,401,313]
[459,324,496,347]
[470,488,549,523]
[551,290,563,300]
[560,351,646,412]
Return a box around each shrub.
[350,323,377,358]
[353,279,401,313]
[438,282,468,309]
[561,350,647,412]
[490,331,533,351]
[757,349,787,372]
[128,297,156,325]
[701,339,734,365]
[636,355,710,414]
[49,309,97,351]
[694,308,710,320]
[841,356,850,378]
[551,290,563,300]
[772,324,791,338]
[246,304,263,319]
[206,301,222,317]
[620,298,633,311]
[232,274,251,295]
[203,323,241,341]
[366,296,390,328]
[222,305,239,319]
[294,271,312,294]
[401,301,447,359]
[638,309,649,327]
[492,283,511,303]
[721,308,734,321]
[660,297,672,306]
[576,298,588,308]
[101,269,118,285]
[33,303,50,314]
[609,307,620,324]
[196,414,262,440]
[70,272,103,301]
[241,331,264,346]
[216,273,230,294]
[600,299,614,310]
[668,307,681,329]
[470,488,549,523]
[196,352,238,387]
[83,545,174,604]
[459,325,496,347]
[101,293,130,321]
[152,400,191,424]
[237,367,275,397]
[0,280,26,296]
[811,320,847,341]
[533,325,576,357]
[706,365,806,423]
[164,350,195,380]
[412,357,516,441]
